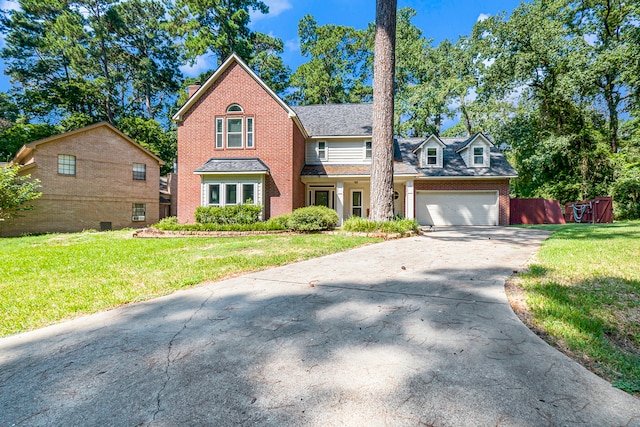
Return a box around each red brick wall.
[1,126,161,236]
[414,179,511,225]
[177,62,303,223]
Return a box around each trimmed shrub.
[342,217,419,234]
[195,204,262,225]
[155,216,178,229]
[153,220,286,232]
[266,214,290,230]
[286,206,339,232]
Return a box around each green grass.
[512,221,640,395]
[0,230,380,337]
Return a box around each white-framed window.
[225,184,238,205]
[474,147,484,165]
[227,118,243,148]
[206,182,259,207]
[317,141,326,160]
[132,203,146,221]
[215,118,223,148]
[58,154,76,175]
[227,104,243,113]
[246,117,254,148]
[365,141,372,159]
[209,184,220,205]
[426,147,437,165]
[133,163,146,180]
[242,183,255,204]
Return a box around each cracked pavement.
[1,227,639,426]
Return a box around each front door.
[315,190,329,207]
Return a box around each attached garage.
[416,191,499,226]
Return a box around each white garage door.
[416,191,499,226]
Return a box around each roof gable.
[172,54,298,126]
[455,133,494,153]
[12,122,164,165]
[411,134,446,153]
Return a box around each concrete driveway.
[1,227,639,426]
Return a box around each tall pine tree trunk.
[369,0,397,221]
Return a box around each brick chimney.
[187,82,201,98]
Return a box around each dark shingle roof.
[396,137,518,178]
[292,104,373,137]
[194,158,270,174]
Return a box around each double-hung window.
[226,118,243,148]
[318,141,327,160]
[365,141,372,159]
[133,163,146,180]
[426,148,437,165]
[473,147,484,165]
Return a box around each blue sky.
[0,0,523,92]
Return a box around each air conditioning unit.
[132,216,146,221]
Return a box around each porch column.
[336,181,344,225]
[405,180,414,219]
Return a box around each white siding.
[417,140,443,168]
[460,137,491,168]
[306,140,371,164]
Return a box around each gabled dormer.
[412,134,445,168]
[456,133,493,168]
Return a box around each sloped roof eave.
[10,122,164,165]
[172,54,308,138]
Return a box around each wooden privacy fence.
[564,196,613,223]
[510,198,566,224]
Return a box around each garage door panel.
[416,191,499,226]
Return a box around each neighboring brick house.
[1,122,164,236]
[173,54,517,226]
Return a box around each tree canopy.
[0,0,639,217]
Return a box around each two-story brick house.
[1,122,164,236]
[173,54,517,226]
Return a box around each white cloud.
[250,0,292,22]
[477,13,490,22]
[285,38,300,53]
[0,0,20,11]
[180,55,217,77]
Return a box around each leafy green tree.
[109,0,182,120]
[0,123,61,161]
[611,165,640,219]
[0,164,42,221]
[287,15,372,105]
[171,0,267,63]
[117,117,176,175]
[0,0,183,123]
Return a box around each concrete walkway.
[1,227,639,426]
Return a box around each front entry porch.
[303,178,414,225]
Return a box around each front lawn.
[0,230,380,337]
[508,221,640,396]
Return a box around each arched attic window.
[227,104,243,113]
